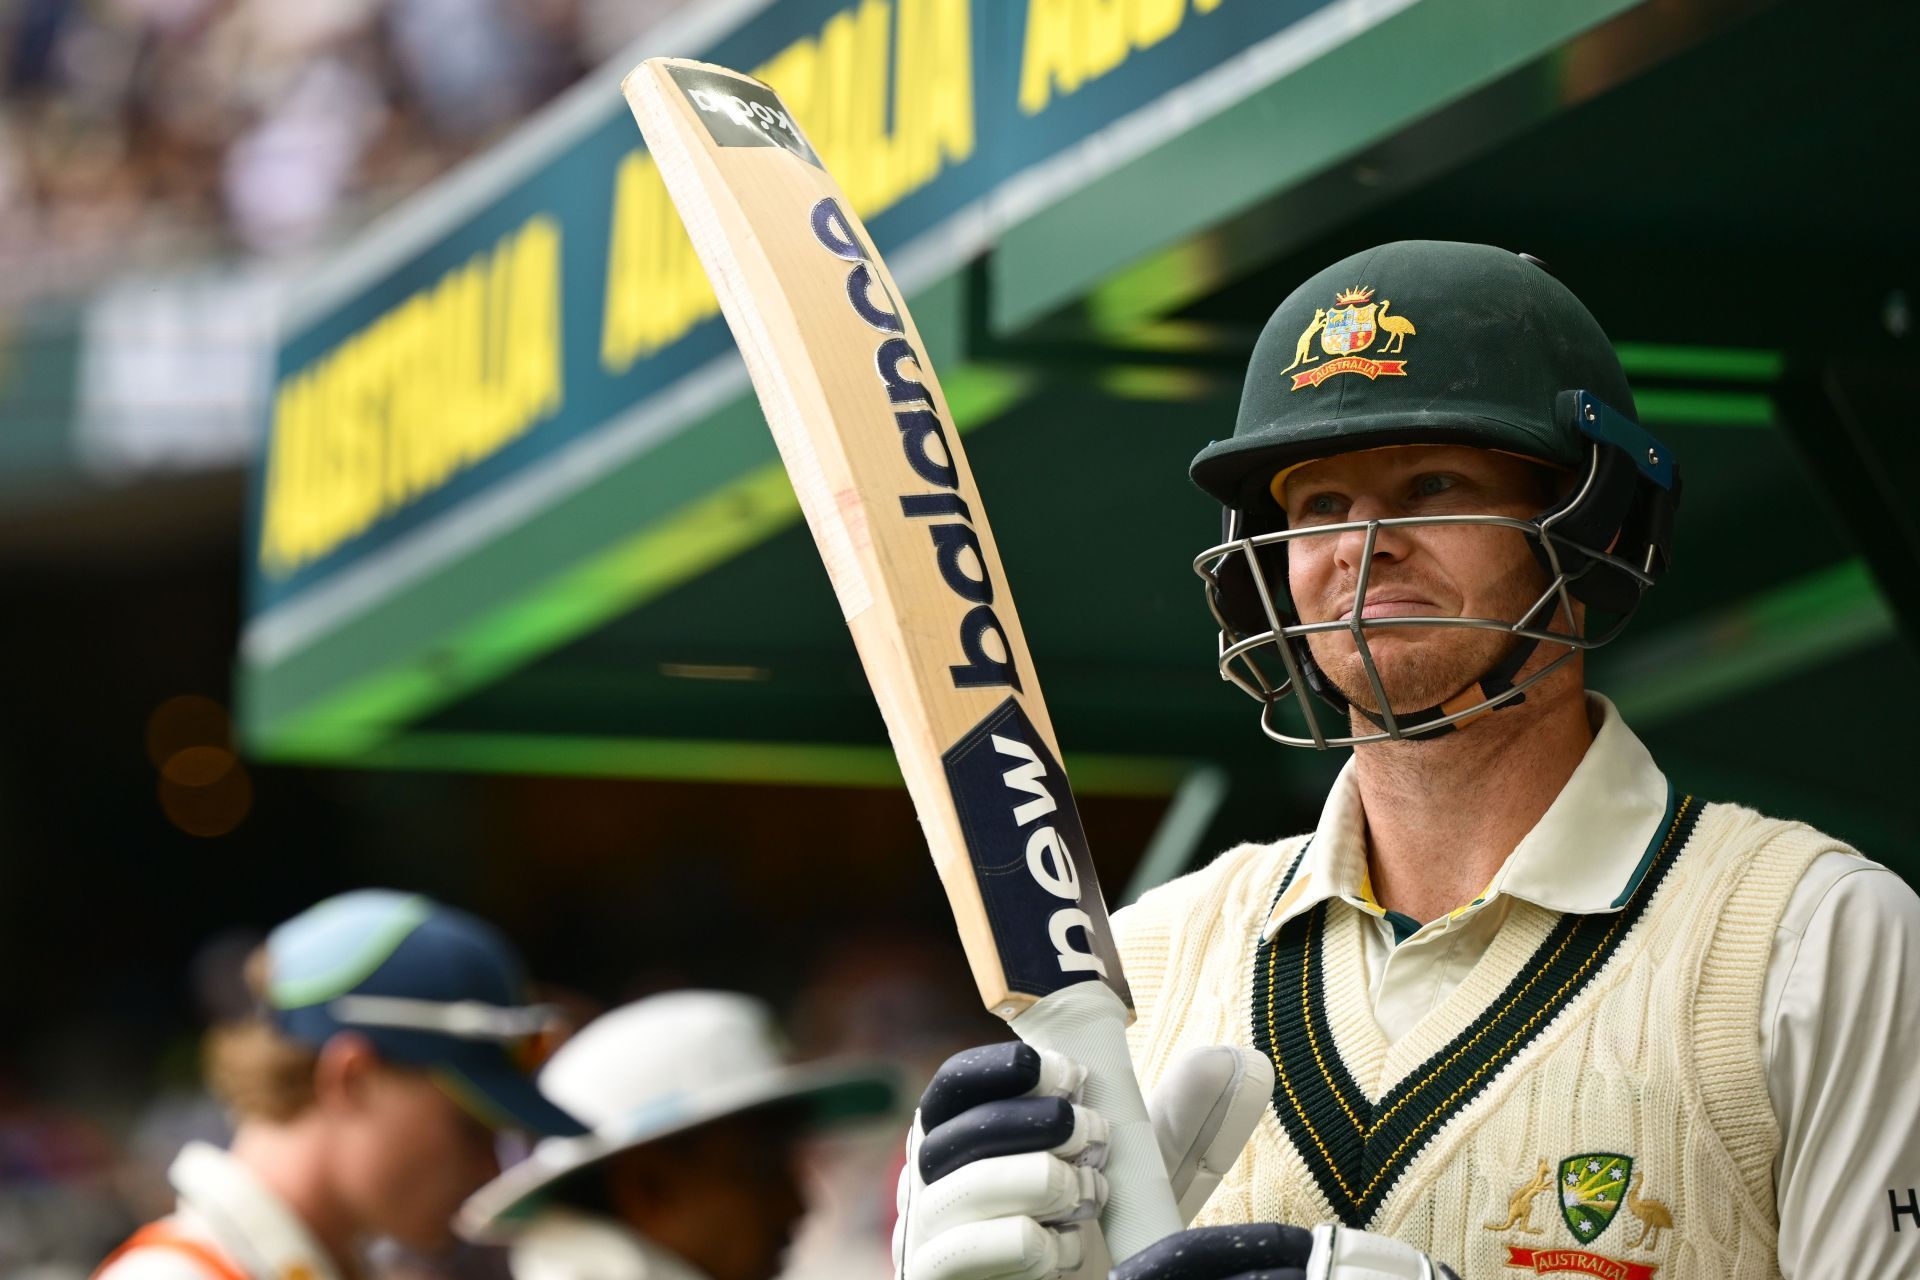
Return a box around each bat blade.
[623,57,1181,1259]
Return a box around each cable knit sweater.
[1114,800,1845,1279]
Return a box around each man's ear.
[312,1032,380,1113]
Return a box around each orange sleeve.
[93,1221,250,1280]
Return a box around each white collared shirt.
[1259,694,1920,1278]
[96,1142,343,1280]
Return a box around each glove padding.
[893,1042,1275,1280]
[1110,1224,1460,1280]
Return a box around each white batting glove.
[1109,1222,1461,1280]
[892,1042,1275,1280]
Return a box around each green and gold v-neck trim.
[1251,790,1700,1228]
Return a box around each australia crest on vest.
[1485,1152,1673,1279]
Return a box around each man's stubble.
[1299,553,1558,720]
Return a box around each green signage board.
[239,0,1652,761]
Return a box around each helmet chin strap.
[1297,633,1544,742]
[1360,635,1541,740]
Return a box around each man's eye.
[1298,493,1341,519]
[1414,474,1457,498]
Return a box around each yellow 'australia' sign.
[258,214,564,579]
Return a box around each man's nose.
[1331,495,1409,574]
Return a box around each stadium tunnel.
[2,2,1912,1269]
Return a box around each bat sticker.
[810,196,1021,692]
[942,698,1129,1000]
[665,64,821,167]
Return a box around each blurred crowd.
[0,0,690,308]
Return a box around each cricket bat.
[623,58,1183,1260]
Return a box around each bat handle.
[1011,981,1183,1262]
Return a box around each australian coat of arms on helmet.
[1282,285,1417,390]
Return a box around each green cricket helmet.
[1189,241,1681,748]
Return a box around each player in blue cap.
[96,889,586,1280]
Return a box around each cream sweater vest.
[1115,799,1846,1279]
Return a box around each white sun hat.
[459,990,899,1241]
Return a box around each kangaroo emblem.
[1281,308,1328,373]
[1484,1158,1554,1235]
